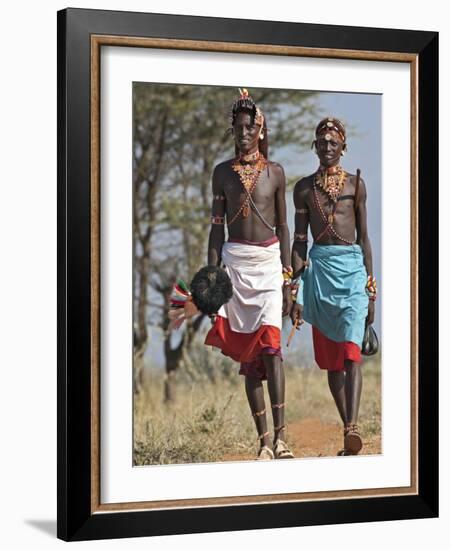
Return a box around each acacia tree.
[133,84,319,399]
[133,84,179,393]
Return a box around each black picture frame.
[57,7,438,541]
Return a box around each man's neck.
[238,148,260,163]
[319,162,341,174]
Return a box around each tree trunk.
[133,345,146,395]
[164,369,177,403]
[133,108,168,394]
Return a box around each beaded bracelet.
[366,275,377,300]
[282,266,294,287]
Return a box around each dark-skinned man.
[291,117,376,456]
[205,89,294,460]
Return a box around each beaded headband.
[315,117,346,142]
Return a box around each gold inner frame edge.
[89,34,419,514]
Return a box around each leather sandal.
[256,431,274,460]
[343,424,363,455]
[257,445,275,460]
[273,424,294,459]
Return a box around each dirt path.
[220,417,381,461]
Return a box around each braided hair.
[230,88,269,159]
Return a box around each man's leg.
[262,354,286,443]
[344,360,363,425]
[343,360,363,453]
[327,371,347,424]
[262,354,294,458]
[244,375,271,449]
[328,362,363,454]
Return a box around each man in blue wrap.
[290,117,377,456]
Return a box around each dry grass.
[134,348,381,465]
[284,355,382,436]
[134,371,255,465]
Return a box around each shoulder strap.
[354,169,361,212]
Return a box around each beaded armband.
[211,216,225,225]
[294,233,308,242]
[213,195,225,201]
[366,275,377,301]
[282,266,294,287]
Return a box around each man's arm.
[355,177,375,325]
[274,164,292,317]
[274,164,291,268]
[208,166,226,266]
[274,165,292,317]
[292,179,310,278]
[290,179,310,324]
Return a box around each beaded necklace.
[228,152,267,224]
[314,165,346,202]
[313,166,356,245]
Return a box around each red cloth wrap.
[312,326,361,372]
[205,316,282,380]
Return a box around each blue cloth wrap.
[296,244,369,346]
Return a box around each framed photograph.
[57,8,438,541]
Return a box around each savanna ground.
[134,345,381,465]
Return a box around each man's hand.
[366,301,375,325]
[290,302,303,327]
[282,285,292,317]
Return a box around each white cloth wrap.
[218,241,283,333]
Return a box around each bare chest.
[304,176,359,245]
[223,169,278,207]
[307,177,356,223]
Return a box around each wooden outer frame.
[57,8,438,541]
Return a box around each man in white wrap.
[205,89,294,460]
